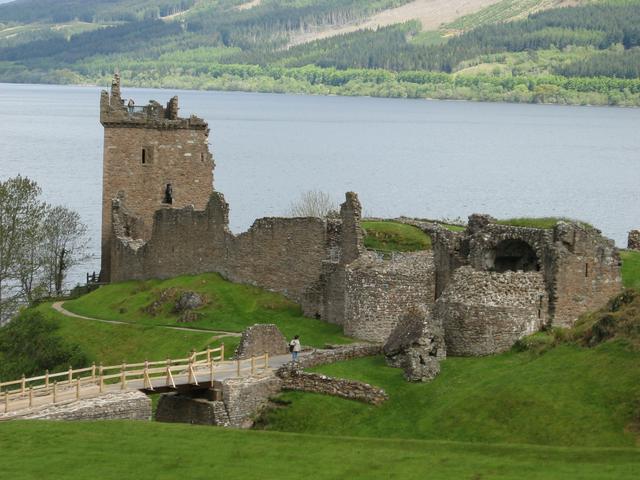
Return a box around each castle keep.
[101,78,622,358]
[100,74,214,281]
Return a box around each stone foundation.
[2,391,151,421]
[156,375,281,428]
[277,366,387,405]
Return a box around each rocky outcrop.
[383,308,446,382]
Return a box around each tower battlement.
[100,73,208,130]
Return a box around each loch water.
[1,82,639,285]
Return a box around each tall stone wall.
[550,223,622,327]
[343,251,436,342]
[110,191,365,314]
[111,193,330,305]
[436,267,548,356]
[100,75,214,281]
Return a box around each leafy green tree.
[0,310,88,379]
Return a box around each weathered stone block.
[234,324,289,359]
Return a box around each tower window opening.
[163,183,173,204]
[585,263,589,277]
[142,148,147,164]
[201,152,204,162]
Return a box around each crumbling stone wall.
[628,230,640,250]
[436,267,548,356]
[295,343,383,369]
[343,251,436,342]
[3,391,151,421]
[234,324,289,360]
[277,365,387,405]
[111,192,364,312]
[550,222,622,327]
[100,75,214,281]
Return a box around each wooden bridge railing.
[0,345,272,414]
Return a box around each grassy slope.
[63,273,351,347]
[621,250,640,291]
[1,421,638,480]
[262,343,640,447]
[33,303,238,365]
[496,216,594,229]
[362,221,432,253]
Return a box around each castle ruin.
[100,77,623,358]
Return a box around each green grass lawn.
[362,221,432,253]
[33,303,237,365]
[621,250,640,291]
[1,421,638,480]
[62,273,350,348]
[261,341,640,448]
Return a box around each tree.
[0,310,88,379]
[0,176,89,324]
[40,206,89,296]
[0,176,46,323]
[288,190,338,218]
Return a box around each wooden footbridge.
[0,345,282,415]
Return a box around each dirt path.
[51,302,241,338]
[288,0,505,46]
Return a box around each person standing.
[289,335,301,362]
[127,98,135,114]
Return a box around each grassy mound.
[1,422,638,480]
[260,341,640,448]
[63,273,350,348]
[496,217,593,229]
[362,221,432,253]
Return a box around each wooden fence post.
[165,359,171,387]
[28,387,33,408]
[45,369,50,388]
[209,360,214,384]
[68,366,73,384]
[206,346,211,363]
[220,343,225,361]
[76,378,80,400]
[21,375,26,394]
[4,390,9,413]
[91,363,96,380]
[98,364,104,393]
[120,363,126,390]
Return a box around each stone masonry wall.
[3,391,151,421]
[436,267,548,356]
[110,192,364,311]
[343,251,436,342]
[550,222,622,327]
[295,343,383,369]
[628,230,640,250]
[234,324,289,360]
[100,78,213,281]
[277,366,387,405]
[221,375,282,428]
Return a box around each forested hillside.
[1,0,639,106]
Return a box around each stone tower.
[99,74,214,281]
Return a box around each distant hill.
[1,0,639,106]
